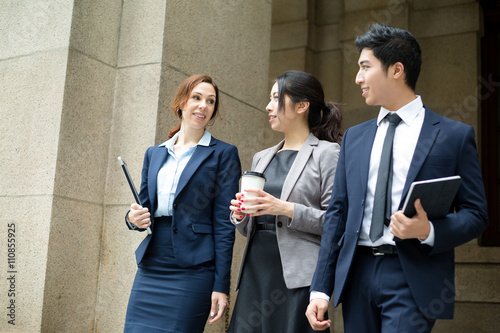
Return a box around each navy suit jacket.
[130,136,241,294]
[311,107,488,319]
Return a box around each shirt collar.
[159,129,212,149]
[377,95,423,126]
[198,129,212,146]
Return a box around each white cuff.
[310,291,330,302]
[419,221,435,246]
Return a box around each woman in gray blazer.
[227,70,342,333]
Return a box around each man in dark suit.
[306,24,488,332]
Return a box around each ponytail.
[168,123,182,139]
[311,102,343,144]
[168,108,183,139]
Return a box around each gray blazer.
[233,133,340,290]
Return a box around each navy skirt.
[124,216,215,333]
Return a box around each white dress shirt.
[358,95,434,247]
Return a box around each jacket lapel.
[400,106,441,202]
[281,133,317,201]
[253,141,282,174]
[175,139,215,197]
[357,121,378,197]
[148,146,168,211]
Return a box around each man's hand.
[390,199,431,240]
[305,299,331,331]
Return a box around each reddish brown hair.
[168,74,220,139]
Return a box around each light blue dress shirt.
[154,130,212,217]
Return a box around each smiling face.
[355,48,398,109]
[180,82,216,131]
[265,82,301,133]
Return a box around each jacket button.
[173,203,177,209]
[277,222,282,228]
[173,226,178,233]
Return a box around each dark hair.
[168,74,219,139]
[355,23,422,91]
[275,70,342,144]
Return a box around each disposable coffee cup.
[240,171,266,214]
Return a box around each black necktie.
[370,113,402,242]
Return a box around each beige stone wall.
[0,0,74,331]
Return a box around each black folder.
[402,175,462,219]
[118,156,152,234]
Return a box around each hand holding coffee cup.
[239,171,266,214]
[230,192,245,220]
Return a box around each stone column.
[0,0,272,332]
[38,0,123,331]
[97,1,273,333]
[0,0,75,331]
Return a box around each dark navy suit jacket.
[130,136,241,294]
[311,107,488,319]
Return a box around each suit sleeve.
[431,126,488,254]
[212,145,241,294]
[310,132,349,296]
[231,152,262,237]
[289,143,340,235]
[124,147,153,231]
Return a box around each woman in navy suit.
[123,74,241,332]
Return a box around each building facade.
[0,0,498,332]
